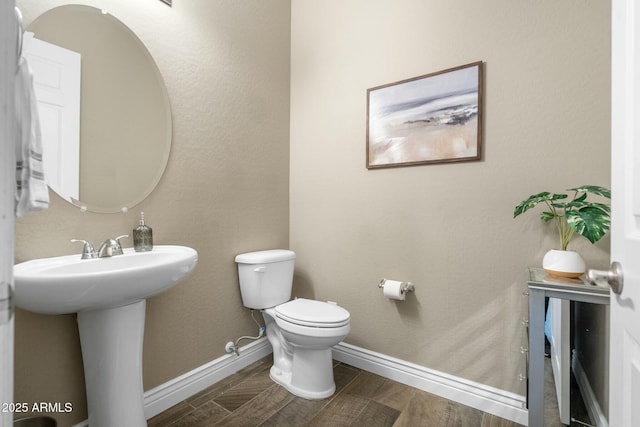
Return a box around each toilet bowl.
[235,250,351,400]
[263,298,350,399]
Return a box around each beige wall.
[14,0,290,425]
[290,0,611,397]
[12,0,612,424]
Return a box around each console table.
[527,267,610,427]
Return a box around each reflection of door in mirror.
[23,33,81,204]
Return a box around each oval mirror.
[27,5,172,213]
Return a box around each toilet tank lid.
[235,249,296,264]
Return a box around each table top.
[527,267,610,298]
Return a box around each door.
[1,2,17,427]
[610,0,640,425]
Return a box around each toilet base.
[269,347,336,399]
[260,306,349,400]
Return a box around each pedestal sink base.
[77,300,147,427]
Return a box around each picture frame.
[366,61,483,169]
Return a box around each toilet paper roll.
[383,280,406,301]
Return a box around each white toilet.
[235,249,350,399]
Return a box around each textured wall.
[12,1,612,424]
[14,0,290,425]
[290,0,611,396]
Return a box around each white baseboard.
[72,338,272,427]
[332,342,528,426]
[572,351,608,427]
[73,339,528,426]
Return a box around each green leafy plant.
[513,185,611,251]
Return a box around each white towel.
[15,56,49,217]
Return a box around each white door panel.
[22,33,80,203]
[1,2,17,427]
[610,0,640,425]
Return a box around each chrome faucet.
[98,235,129,258]
[72,235,129,259]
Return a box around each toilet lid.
[275,298,350,327]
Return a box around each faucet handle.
[70,239,98,259]
[98,235,129,257]
[113,235,129,255]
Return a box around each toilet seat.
[274,298,350,328]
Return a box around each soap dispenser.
[133,212,153,252]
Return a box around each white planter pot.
[542,249,586,279]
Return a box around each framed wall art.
[366,61,483,169]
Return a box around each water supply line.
[225,309,265,356]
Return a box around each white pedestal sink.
[13,245,198,427]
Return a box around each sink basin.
[13,245,197,314]
[13,245,198,426]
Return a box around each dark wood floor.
[149,356,594,427]
[149,356,523,427]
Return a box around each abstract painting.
[367,61,483,169]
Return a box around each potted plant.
[513,185,611,278]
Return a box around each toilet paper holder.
[378,278,415,294]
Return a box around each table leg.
[528,288,545,427]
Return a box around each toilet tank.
[235,249,296,309]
